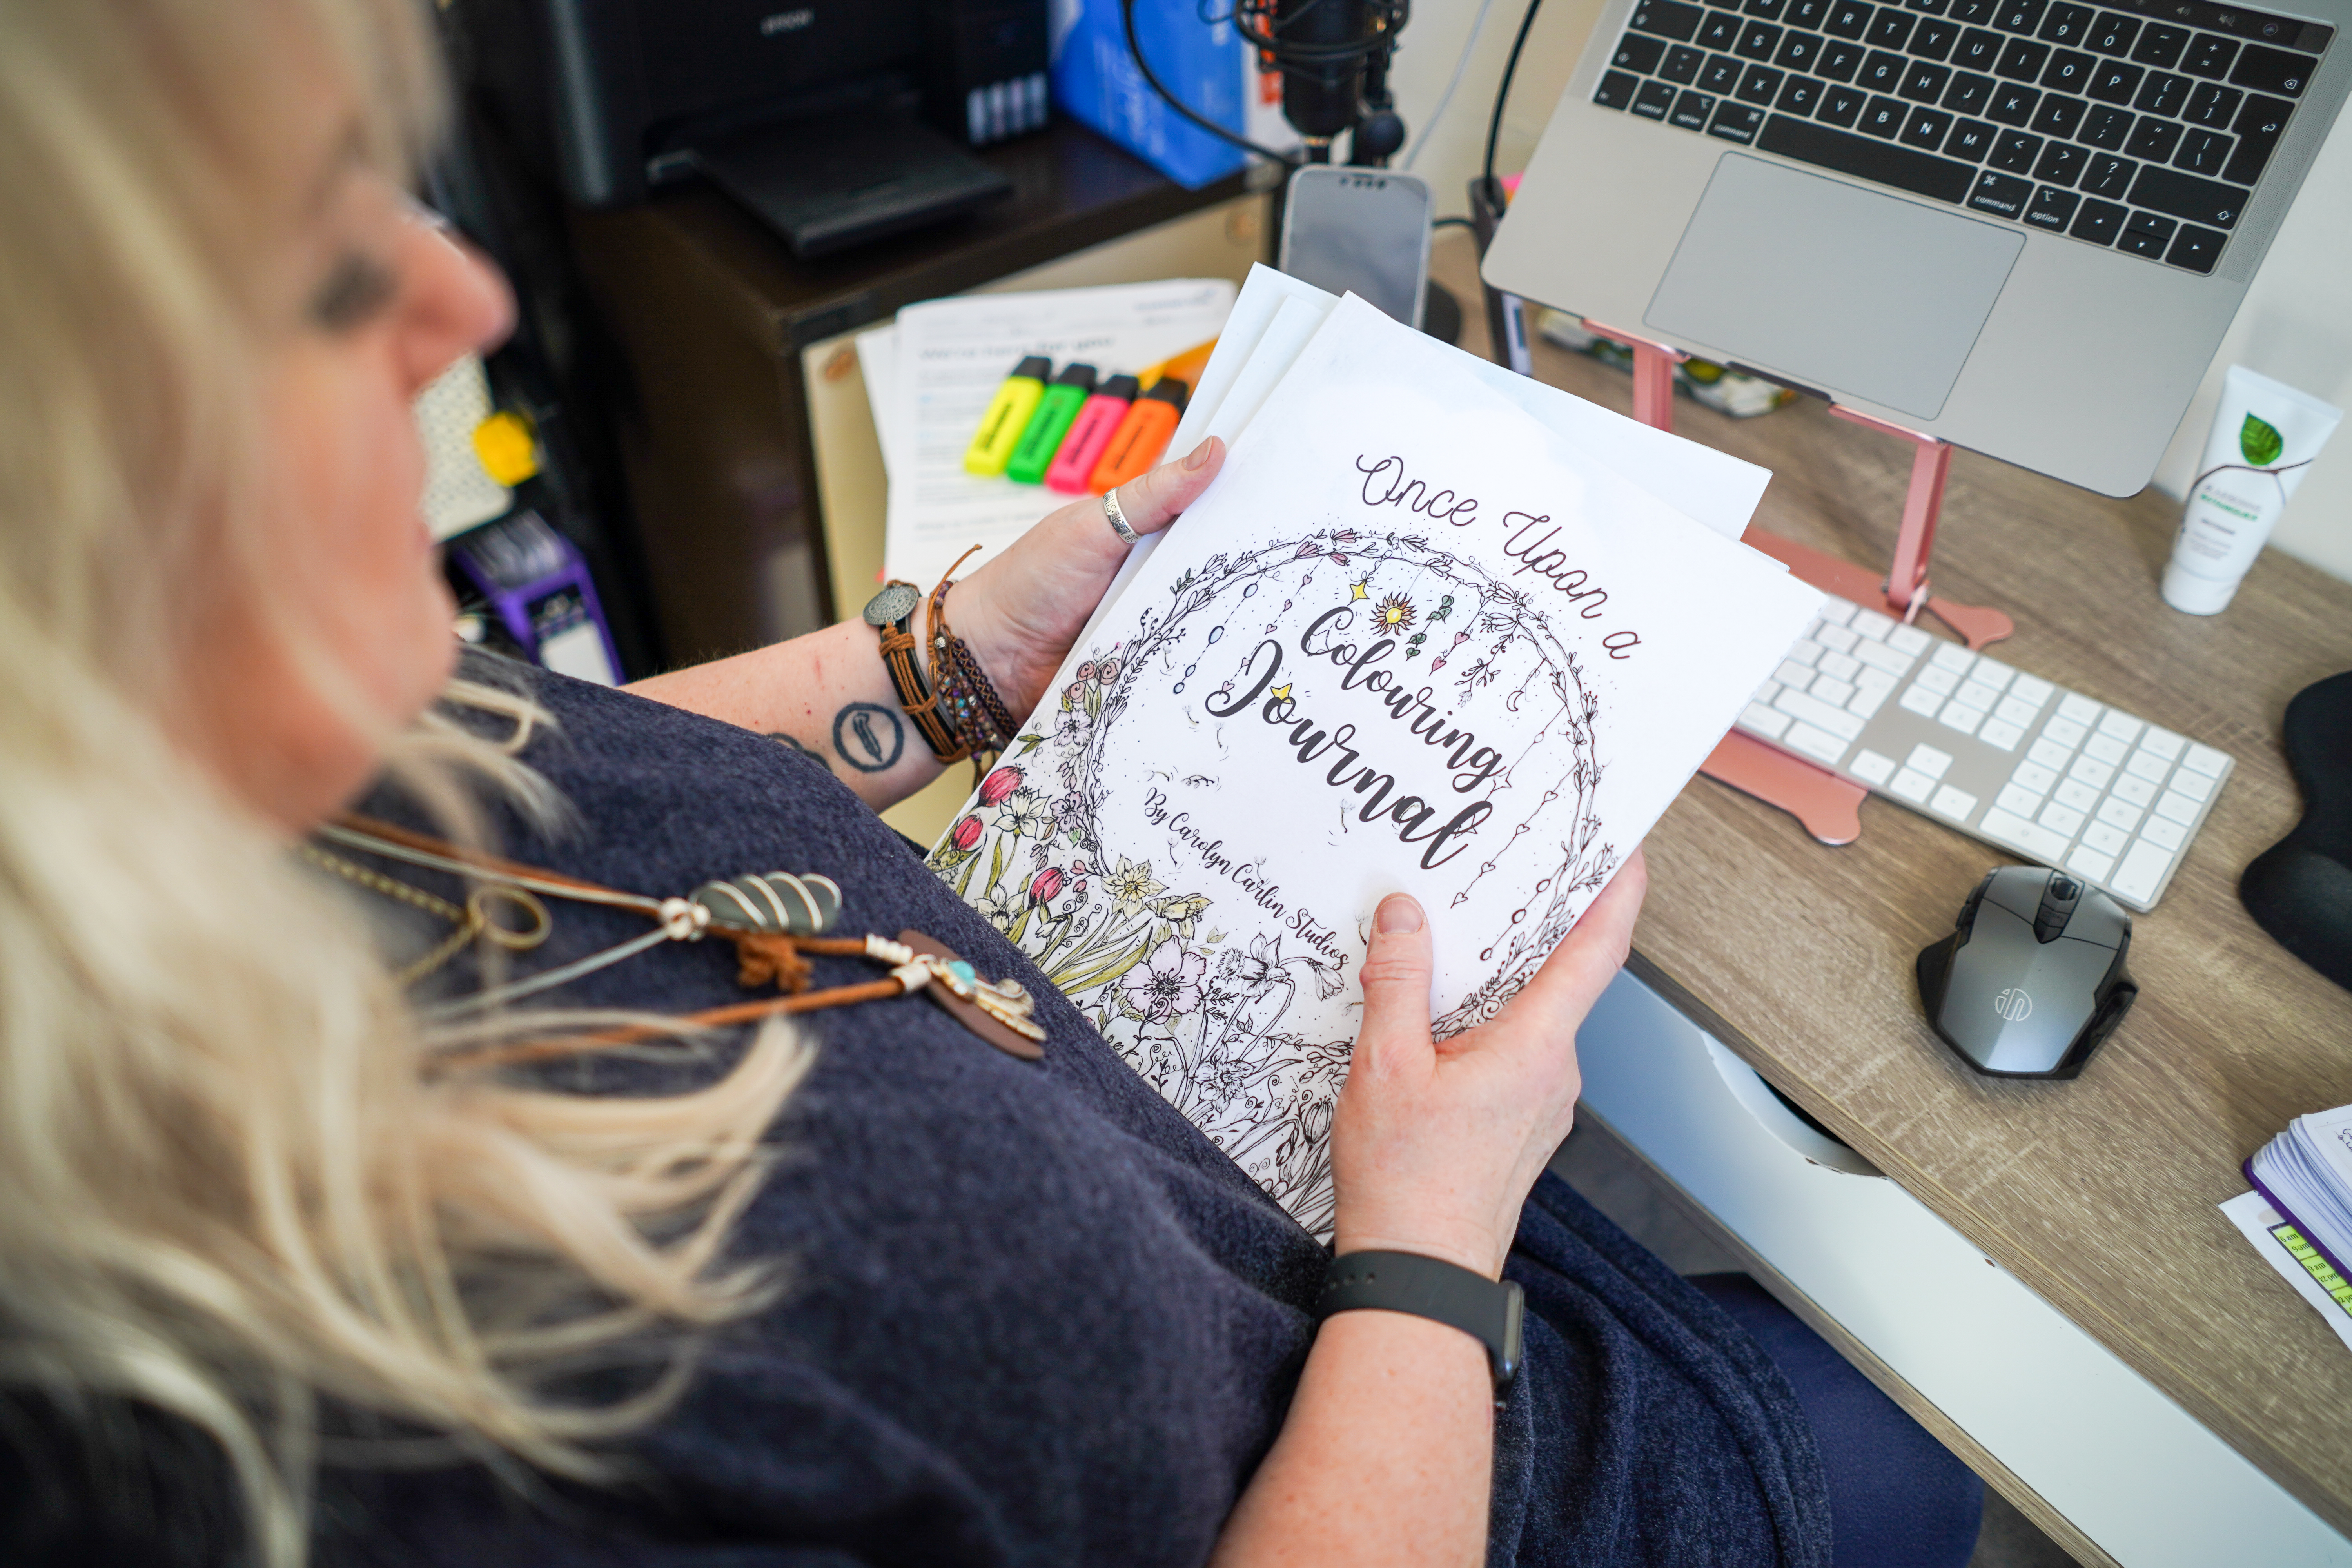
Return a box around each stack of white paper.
[863,280,1235,592]
[926,265,1816,1237]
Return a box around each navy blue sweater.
[4,664,1829,1567]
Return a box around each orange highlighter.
[1086,378,1188,494]
[1044,374,1138,494]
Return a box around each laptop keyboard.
[1735,592,2232,910]
[1595,0,2332,274]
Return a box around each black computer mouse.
[1916,866,2138,1078]
[2241,670,2352,993]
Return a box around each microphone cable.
[1482,0,1548,188]
[1121,0,1301,165]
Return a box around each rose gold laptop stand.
[1583,323,2016,846]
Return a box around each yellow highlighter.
[964,356,1052,477]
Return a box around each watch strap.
[1317,1250,1524,1402]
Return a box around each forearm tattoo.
[829,702,906,773]
[768,731,835,774]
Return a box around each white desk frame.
[1577,968,2352,1568]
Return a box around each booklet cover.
[927,295,1822,1236]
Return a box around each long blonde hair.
[0,4,806,1562]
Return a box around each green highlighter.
[1004,363,1097,485]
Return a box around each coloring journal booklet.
[925,294,1822,1237]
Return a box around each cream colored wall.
[1387,0,2352,585]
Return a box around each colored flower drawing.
[927,531,1613,1236]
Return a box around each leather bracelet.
[1318,1250,1524,1405]
[872,579,968,764]
[924,548,1023,757]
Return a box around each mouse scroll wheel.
[2049,876,2081,902]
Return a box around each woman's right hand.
[1329,850,1648,1279]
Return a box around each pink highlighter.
[1044,374,1140,494]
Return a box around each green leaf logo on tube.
[2241,414,2284,468]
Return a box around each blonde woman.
[0,2,1988,1564]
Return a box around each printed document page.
[883,280,1234,591]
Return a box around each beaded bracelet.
[926,548,1022,762]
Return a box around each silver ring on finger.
[1101,488,1143,547]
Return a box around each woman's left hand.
[624,437,1224,811]
[947,437,1225,721]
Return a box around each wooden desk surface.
[1429,234,2352,1537]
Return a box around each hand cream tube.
[2162,365,2343,615]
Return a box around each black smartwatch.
[1317,1250,1524,1405]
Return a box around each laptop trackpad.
[1644,154,2023,421]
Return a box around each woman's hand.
[1330,850,1649,1279]
[948,437,1225,722]
[1210,856,1649,1568]
[625,439,1223,811]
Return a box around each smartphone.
[1278,165,1434,331]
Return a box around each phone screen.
[1279,167,1434,330]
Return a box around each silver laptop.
[1482,0,2345,497]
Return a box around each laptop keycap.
[1777,29,1827,67]
[1616,33,1669,71]
[1996,37,2051,78]
[1955,26,2004,68]
[1944,70,1997,112]
[1988,82,2040,122]
[2070,196,2127,242]
[1777,73,1828,111]
[2081,151,2134,196]
[1969,168,2035,214]
[1819,81,1869,122]
[2182,33,2238,77]
[1945,116,1997,157]
[1758,112,1977,198]
[1710,100,1768,139]
[2223,94,2291,183]
[2085,11,2136,54]
[2129,163,2245,226]
[1632,77,1679,116]
[1901,104,1956,146]
[2166,222,2226,272]
[1861,47,1908,87]
[1989,128,2042,169]
[2026,185,2080,226]
[1631,0,1707,39]
[1670,88,1719,127]
[2038,2,2092,45]
[2033,140,2087,182]
[2031,92,2087,136]
[2080,102,2132,145]
[2231,44,2315,96]
[2125,114,2183,159]
[2135,71,2189,114]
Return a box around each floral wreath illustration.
[929,528,1615,1230]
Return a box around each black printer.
[458,0,1049,255]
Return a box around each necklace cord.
[317,818,1035,1065]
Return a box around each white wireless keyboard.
[1735,594,2233,912]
